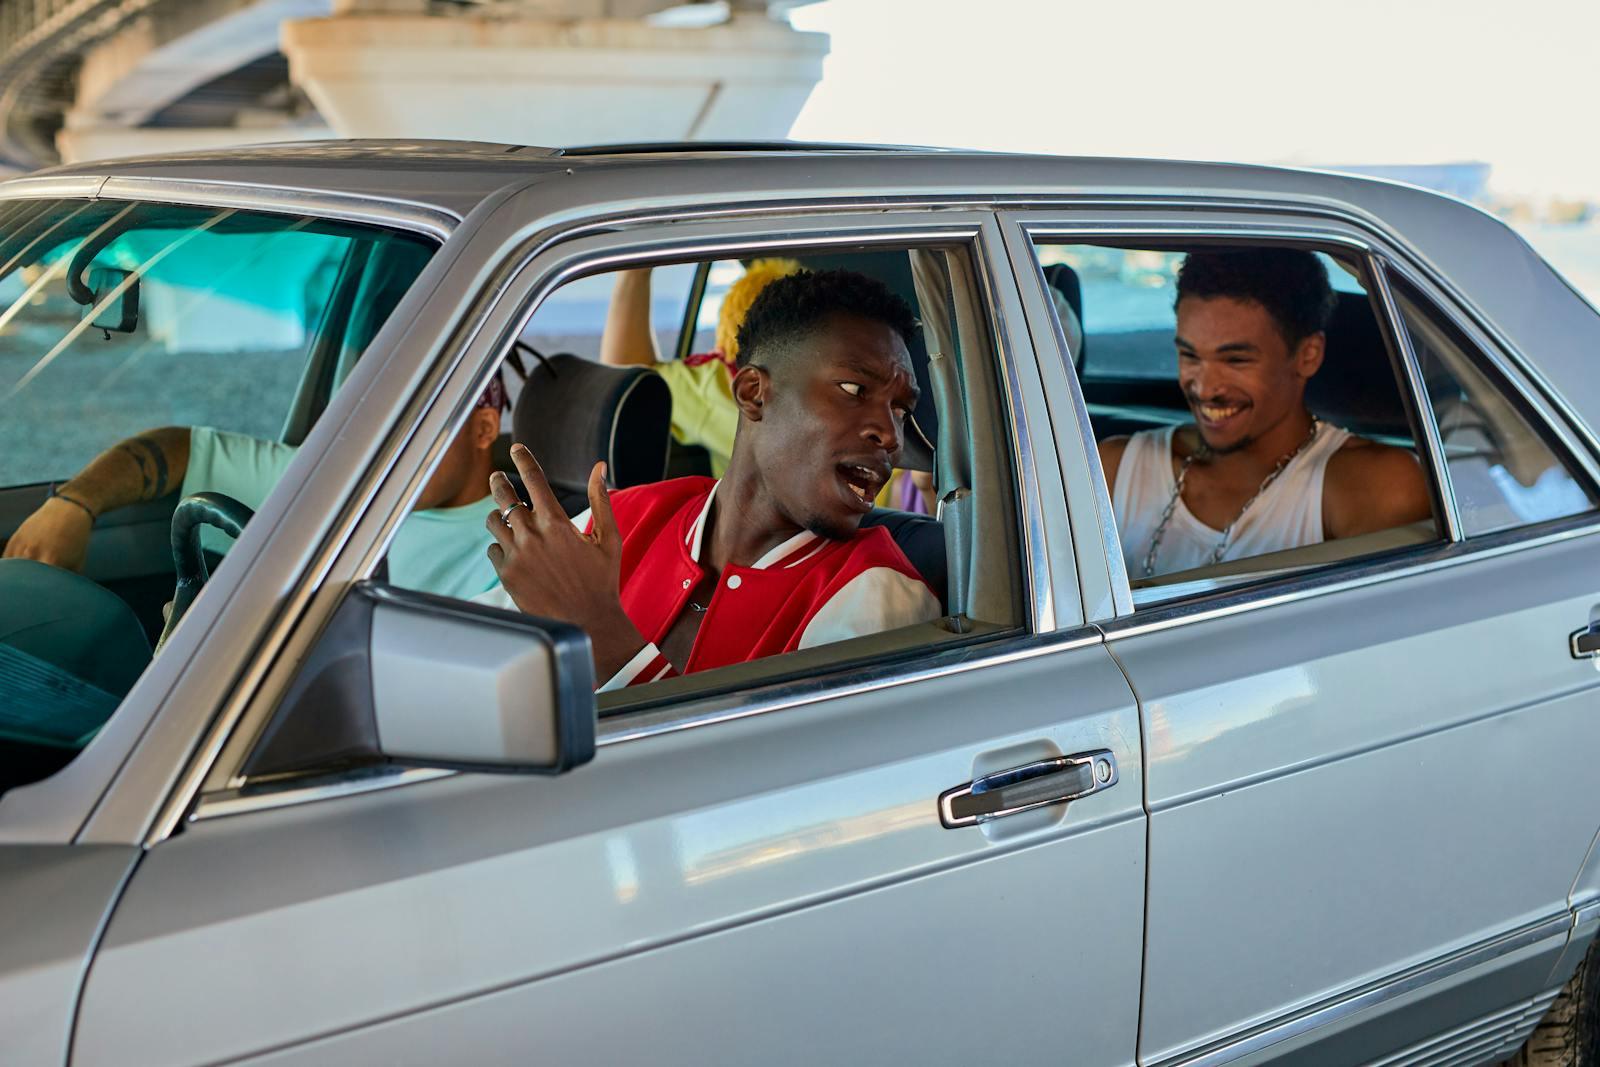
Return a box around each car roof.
[9,137,1462,224]
[13,139,1600,440]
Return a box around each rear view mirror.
[244,583,596,779]
[84,267,139,334]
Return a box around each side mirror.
[84,267,139,334]
[243,582,596,779]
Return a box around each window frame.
[194,206,1080,816]
[999,206,1600,626]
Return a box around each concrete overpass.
[0,0,828,173]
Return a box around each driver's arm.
[3,426,191,572]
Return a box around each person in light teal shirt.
[6,383,507,601]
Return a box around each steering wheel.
[155,492,254,652]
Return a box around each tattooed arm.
[3,427,190,572]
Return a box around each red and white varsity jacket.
[479,477,941,690]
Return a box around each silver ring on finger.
[500,501,529,526]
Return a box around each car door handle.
[938,750,1118,829]
[1571,626,1600,659]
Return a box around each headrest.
[512,355,673,492]
[1305,292,1412,441]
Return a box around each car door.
[70,205,1148,1065]
[1004,207,1600,1066]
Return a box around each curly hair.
[717,258,803,362]
[1175,249,1336,347]
[734,268,919,370]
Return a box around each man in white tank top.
[1099,250,1432,579]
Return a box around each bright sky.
[788,0,1600,200]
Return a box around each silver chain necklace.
[1142,415,1321,578]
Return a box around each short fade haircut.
[734,268,919,370]
[1175,249,1336,347]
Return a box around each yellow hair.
[717,257,803,361]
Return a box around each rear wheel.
[1506,940,1600,1066]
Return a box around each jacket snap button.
[727,575,742,590]
[681,578,691,589]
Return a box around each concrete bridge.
[0,0,827,173]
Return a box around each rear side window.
[1032,237,1442,603]
[1390,279,1596,534]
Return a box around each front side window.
[0,197,435,793]
[363,240,1022,720]
[1035,239,1441,601]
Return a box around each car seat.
[510,354,674,515]
[1306,291,1414,442]
[861,507,947,610]
[0,558,152,791]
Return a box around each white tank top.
[1112,422,1353,578]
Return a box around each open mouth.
[837,462,887,511]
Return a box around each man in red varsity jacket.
[478,269,941,690]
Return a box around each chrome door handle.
[1572,626,1600,659]
[938,750,1118,829]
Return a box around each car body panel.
[0,846,137,1066]
[74,639,1145,1066]
[1108,522,1600,1063]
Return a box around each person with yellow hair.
[600,260,801,476]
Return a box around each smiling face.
[1175,295,1325,455]
[734,311,918,540]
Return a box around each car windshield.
[0,197,436,794]
[0,199,434,483]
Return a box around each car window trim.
[94,177,458,243]
[187,208,1063,822]
[673,258,711,363]
[1102,508,1600,640]
[1365,257,1464,541]
[994,213,1129,619]
[0,174,457,245]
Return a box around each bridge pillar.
[279,7,828,145]
[56,0,334,164]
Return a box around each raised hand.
[485,444,646,681]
